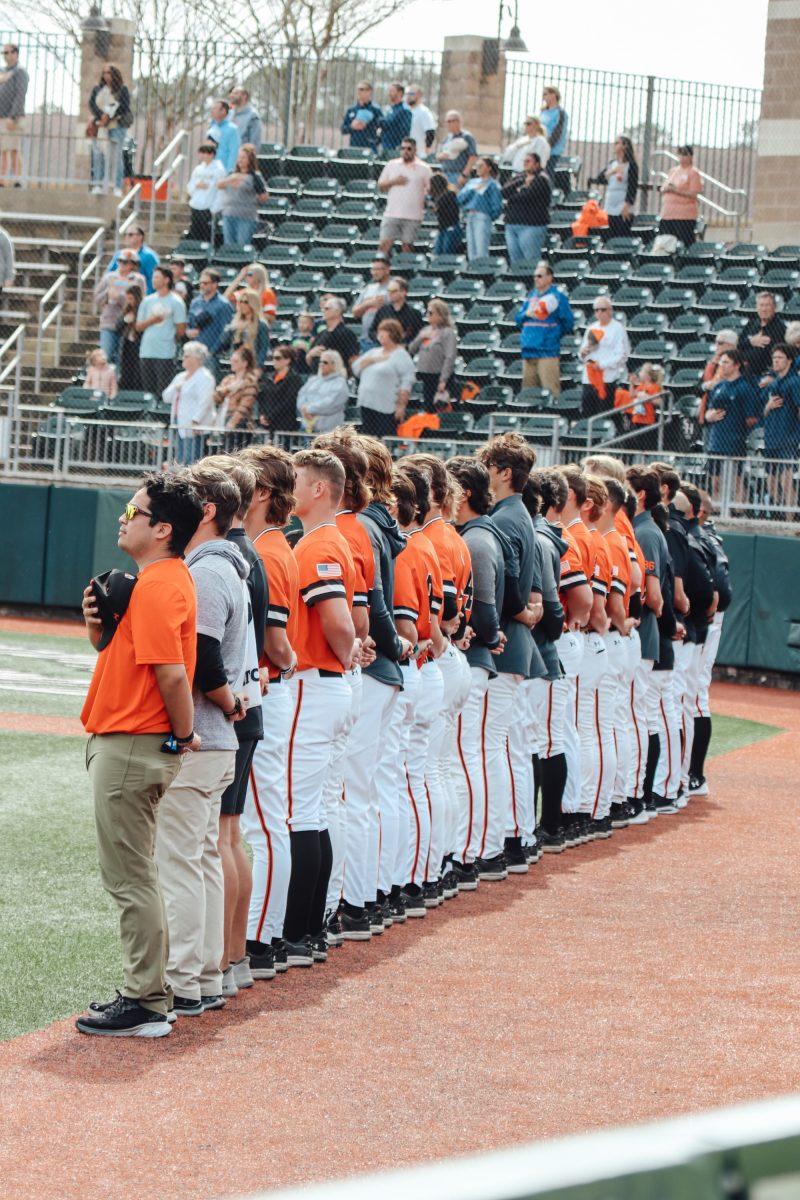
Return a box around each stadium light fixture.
[504,23,528,53]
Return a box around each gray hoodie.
[185,538,249,752]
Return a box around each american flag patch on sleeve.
[316,562,342,578]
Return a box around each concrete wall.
[438,36,506,154]
[752,0,800,244]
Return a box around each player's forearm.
[264,626,294,672]
[153,665,194,738]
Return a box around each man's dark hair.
[398,460,431,523]
[200,454,257,519]
[681,481,702,517]
[650,461,681,501]
[182,463,241,535]
[626,466,661,511]
[521,474,540,518]
[530,466,568,515]
[312,430,371,512]
[391,468,419,528]
[201,267,221,285]
[214,98,230,114]
[477,432,536,493]
[719,348,743,368]
[773,341,793,360]
[199,142,217,155]
[142,471,204,555]
[129,225,145,241]
[390,80,405,96]
[153,265,174,290]
[389,275,409,294]
[400,452,448,508]
[604,476,627,512]
[446,456,492,515]
[558,463,587,506]
[4,43,18,54]
[401,137,417,149]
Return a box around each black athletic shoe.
[325,910,344,948]
[653,794,678,815]
[379,897,394,928]
[401,886,427,917]
[442,870,459,900]
[285,937,314,967]
[271,938,289,972]
[644,794,658,815]
[436,877,445,903]
[421,881,440,908]
[247,940,277,980]
[609,802,630,829]
[538,829,565,853]
[341,909,372,941]
[453,861,479,890]
[311,934,328,962]
[171,994,205,1016]
[201,994,226,1010]
[504,836,529,874]
[688,774,708,796]
[627,797,650,825]
[594,816,613,838]
[388,894,407,922]
[366,902,384,934]
[560,819,577,848]
[76,991,172,1037]
[477,853,508,881]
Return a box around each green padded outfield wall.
[0,482,798,674]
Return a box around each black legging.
[658,218,695,247]
[360,407,397,438]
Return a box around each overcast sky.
[363,0,770,89]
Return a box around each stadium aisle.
[0,683,796,1200]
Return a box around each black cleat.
[452,861,479,891]
[366,902,384,934]
[401,886,427,917]
[247,940,277,980]
[388,893,407,922]
[538,829,565,853]
[325,909,344,948]
[504,836,529,874]
[271,938,289,971]
[311,933,328,962]
[284,937,314,967]
[422,881,441,908]
[476,853,508,881]
[76,991,172,1037]
[340,909,372,941]
[609,802,630,829]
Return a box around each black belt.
[319,668,343,678]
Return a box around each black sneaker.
[644,794,658,815]
[504,837,529,874]
[366,902,384,934]
[326,910,344,948]
[422,881,441,908]
[172,994,205,1016]
[285,937,314,967]
[538,829,565,853]
[436,877,445,903]
[452,861,479,891]
[609,802,630,829]
[76,991,172,1037]
[341,909,372,941]
[311,933,328,962]
[653,794,678,815]
[627,797,650,825]
[246,940,277,980]
[442,870,458,900]
[388,893,407,922]
[201,993,226,1010]
[379,897,394,928]
[476,853,507,881]
[688,774,708,796]
[595,815,613,838]
[401,886,427,917]
[271,938,289,972]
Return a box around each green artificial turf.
[707,713,781,758]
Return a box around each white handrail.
[649,150,747,239]
[148,150,186,245]
[0,323,25,468]
[34,273,67,392]
[74,223,106,339]
[114,181,141,250]
[651,149,748,201]
[153,129,187,173]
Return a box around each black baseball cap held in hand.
[90,569,137,650]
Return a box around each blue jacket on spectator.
[207,118,240,172]
[540,105,569,157]
[380,102,411,151]
[456,178,503,220]
[188,292,234,356]
[515,285,574,359]
[761,370,800,454]
[341,101,383,149]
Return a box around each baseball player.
[239,445,299,977]
[282,449,357,965]
[687,489,730,795]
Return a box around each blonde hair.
[319,348,347,379]
[87,347,106,367]
[427,298,453,328]
[639,363,664,388]
[784,321,800,349]
[524,116,545,137]
[581,453,626,483]
[231,287,262,344]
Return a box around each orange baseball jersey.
[604,527,632,608]
[335,510,374,610]
[409,528,444,617]
[420,515,457,614]
[444,521,473,621]
[566,517,596,582]
[293,522,356,674]
[559,524,588,595]
[394,536,430,639]
[253,527,300,681]
[589,528,612,598]
[615,506,639,565]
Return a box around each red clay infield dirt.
[1,682,798,1199]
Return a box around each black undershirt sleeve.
[195,633,227,693]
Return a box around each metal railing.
[74,224,106,339]
[33,275,67,393]
[0,324,25,465]
[114,183,142,251]
[586,388,671,451]
[650,149,748,238]
[148,130,189,246]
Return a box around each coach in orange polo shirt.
[77,473,203,1039]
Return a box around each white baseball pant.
[442,647,473,862]
[506,678,537,844]
[324,667,363,916]
[392,659,422,889]
[576,631,615,817]
[627,653,654,800]
[343,673,398,907]
[647,668,680,800]
[555,631,584,814]
[696,612,724,718]
[611,630,638,805]
[454,664,491,864]
[426,642,463,882]
[596,629,625,819]
[242,682,292,943]
[376,669,407,898]
[678,639,703,790]
[287,671,351,832]
[406,659,444,887]
[481,671,523,860]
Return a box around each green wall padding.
[91,488,137,578]
[42,486,99,607]
[0,483,49,603]
[747,536,800,674]
[716,533,756,669]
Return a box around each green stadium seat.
[271,220,316,248]
[315,222,360,248]
[291,197,334,227]
[461,256,508,284]
[629,261,675,289]
[258,245,301,272]
[718,265,759,297]
[562,416,615,446]
[719,242,766,269]
[505,259,545,285]
[506,387,552,411]
[569,283,610,307]
[596,235,644,262]
[56,386,106,413]
[518,413,568,443]
[442,278,485,303]
[612,285,653,314]
[648,286,695,316]
[693,288,739,318]
[301,177,340,197]
[758,267,800,298]
[675,263,717,293]
[341,179,379,202]
[549,235,601,265]
[459,329,501,359]
[354,224,382,248]
[474,384,513,409]
[299,246,346,275]
[281,269,325,296]
[679,338,714,366]
[390,252,426,274]
[710,314,748,334]
[275,294,308,317]
[497,331,522,362]
[331,200,378,229]
[762,244,800,270]
[329,147,375,183]
[345,250,382,274]
[407,274,442,300]
[668,366,703,400]
[669,312,711,345]
[257,197,291,221]
[268,174,302,197]
[212,248,254,267]
[484,279,527,304]
[679,242,724,265]
[325,270,366,299]
[628,337,676,371]
[173,238,212,267]
[549,260,590,291]
[627,310,669,342]
[554,386,583,417]
[424,254,467,282]
[474,411,519,433]
[584,261,631,289]
[285,145,331,180]
[452,354,501,387]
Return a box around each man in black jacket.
[368,277,424,346]
[741,292,786,378]
[501,152,552,265]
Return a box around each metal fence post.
[640,75,656,210]
[283,44,297,148]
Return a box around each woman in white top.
[578,297,631,418]
[501,115,551,175]
[296,349,350,433]
[187,142,227,242]
[590,135,640,238]
[163,340,217,464]
[352,317,416,437]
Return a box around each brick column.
[437,35,506,155]
[75,17,135,183]
[751,1,800,245]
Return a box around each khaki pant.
[87,732,182,1015]
[522,357,561,395]
[155,749,236,1001]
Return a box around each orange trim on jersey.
[631,680,642,796]
[286,680,304,820]
[423,782,433,883]
[249,767,274,942]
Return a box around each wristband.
[223,697,243,719]
[174,730,195,744]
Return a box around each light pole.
[497,0,528,53]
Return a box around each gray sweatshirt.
[186,538,249,751]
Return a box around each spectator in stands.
[540,86,569,179]
[88,63,132,197]
[352,252,391,350]
[515,261,574,394]
[500,116,551,174]
[163,340,217,464]
[109,226,159,293]
[456,156,502,261]
[658,144,702,247]
[381,82,412,152]
[221,287,270,367]
[405,85,436,154]
[377,135,432,254]
[430,172,463,254]
[259,345,301,434]
[212,345,261,440]
[409,297,457,411]
[207,99,241,172]
[168,257,192,307]
[118,285,143,390]
[613,363,663,446]
[741,291,786,378]
[290,312,315,374]
[702,348,758,493]
[94,249,145,364]
[784,321,800,366]
[353,318,415,437]
[761,343,800,507]
[591,136,639,238]
[307,295,359,371]
[297,349,350,433]
[436,110,478,189]
[224,263,277,324]
[579,296,631,417]
[341,81,383,150]
[217,143,268,247]
[136,265,187,397]
[502,150,552,264]
[85,347,118,399]
[368,275,424,345]
[229,87,262,148]
[698,329,739,425]
[0,220,14,295]
[186,268,234,364]
[187,143,226,243]
[0,43,28,186]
